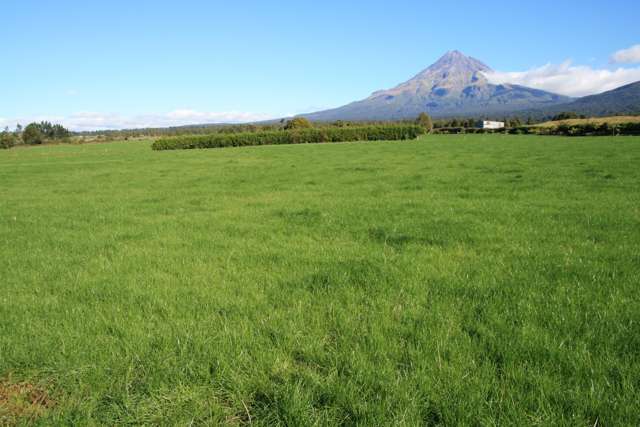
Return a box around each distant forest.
[72,111,622,140]
[2,111,638,148]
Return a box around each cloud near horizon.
[483,60,640,98]
[611,44,640,64]
[0,110,274,131]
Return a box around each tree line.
[0,111,622,150]
[152,124,426,151]
[68,111,608,142]
[0,122,71,149]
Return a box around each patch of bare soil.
[0,378,54,425]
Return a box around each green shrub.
[284,117,313,130]
[538,122,640,137]
[507,127,537,135]
[416,113,433,133]
[552,112,580,121]
[151,125,426,151]
[22,121,71,145]
[0,132,18,149]
[432,127,463,135]
[433,127,504,134]
[23,124,45,145]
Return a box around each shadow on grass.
[298,260,389,294]
[368,223,473,250]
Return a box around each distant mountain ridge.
[534,81,640,117]
[303,51,573,121]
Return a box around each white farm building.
[480,120,505,129]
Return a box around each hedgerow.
[540,122,640,136]
[433,127,506,135]
[432,122,640,136]
[151,125,426,151]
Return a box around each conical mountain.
[383,50,492,97]
[304,51,572,120]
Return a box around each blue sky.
[2,0,640,129]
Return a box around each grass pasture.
[1,135,639,425]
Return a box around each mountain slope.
[303,51,572,121]
[512,81,640,120]
[550,81,640,116]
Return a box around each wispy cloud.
[611,44,640,64]
[0,110,274,131]
[483,60,640,97]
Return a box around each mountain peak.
[427,50,492,74]
[381,51,492,97]
[303,50,572,121]
[442,50,466,59]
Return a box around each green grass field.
[1,135,639,425]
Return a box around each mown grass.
[1,135,639,425]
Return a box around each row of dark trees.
[431,112,591,128]
[0,122,70,148]
[72,110,601,142]
[0,111,601,149]
[432,117,528,128]
[283,111,590,131]
[1,115,433,149]
[284,114,436,133]
[550,112,587,121]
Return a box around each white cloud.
[611,44,640,64]
[483,60,640,97]
[0,110,274,131]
